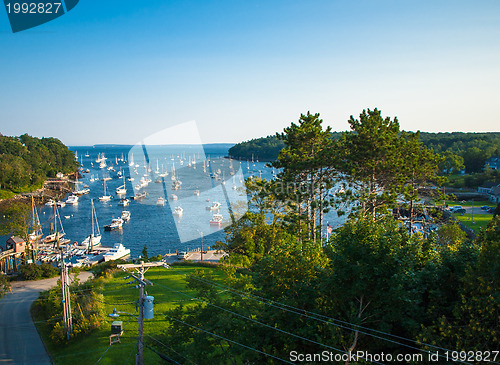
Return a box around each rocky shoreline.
[0,172,80,211]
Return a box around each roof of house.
[480,181,498,189]
[485,156,500,169]
[6,236,25,244]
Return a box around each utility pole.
[60,248,72,340]
[118,261,168,365]
[200,232,203,262]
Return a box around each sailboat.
[129,153,135,166]
[43,204,66,243]
[155,159,160,174]
[72,173,90,195]
[99,180,111,201]
[171,163,176,181]
[29,197,43,242]
[82,199,101,249]
[115,176,127,195]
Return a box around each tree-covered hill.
[229,131,500,173]
[0,133,78,192]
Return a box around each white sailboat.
[115,176,127,195]
[129,153,135,166]
[43,205,66,243]
[29,197,43,242]
[82,199,101,249]
[99,180,111,201]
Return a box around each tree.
[141,244,148,261]
[398,131,444,234]
[335,108,403,219]
[273,112,336,242]
[462,146,488,173]
[321,217,423,356]
[0,201,31,243]
[419,217,499,351]
[216,177,289,266]
[439,151,465,175]
[0,274,11,298]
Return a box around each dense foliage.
[0,133,78,191]
[228,130,500,175]
[19,262,59,280]
[158,110,498,364]
[32,278,106,344]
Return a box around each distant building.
[485,156,500,170]
[6,236,26,253]
[478,181,498,194]
[491,185,500,204]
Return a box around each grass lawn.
[453,213,493,234]
[0,189,16,200]
[33,264,226,365]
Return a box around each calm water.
[7,145,344,258]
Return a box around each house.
[478,181,498,194]
[490,185,500,204]
[6,236,26,253]
[485,156,500,170]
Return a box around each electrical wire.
[165,314,297,365]
[146,334,198,365]
[188,275,480,364]
[155,281,386,365]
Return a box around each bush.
[19,263,59,280]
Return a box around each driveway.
[0,271,93,365]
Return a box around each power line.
[155,281,386,365]
[187,275,478,365]
[165,314,297,365]
[146,334,198,365]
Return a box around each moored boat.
[103,243,130,262]
[209,213,223,226]
[121,210,131,222]
[104,218,123,231]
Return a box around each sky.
[0,0,499,145]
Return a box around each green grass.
[33,265,226,365]
[0,189,16,199]
[453,213,493,234]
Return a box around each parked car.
[177,251,188,260]
[449,205,463,212]
[481,205,490,210]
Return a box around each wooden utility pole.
[117,261,168,365]
[60,249,72,340]
[200,232,203,262]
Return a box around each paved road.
[0,272,93,365]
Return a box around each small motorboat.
[209,213,223,226]
[206,201,221,210]
[104,218,123,231]
[118,198,129,206]
[121,210,131,222]
[65,195,79,205]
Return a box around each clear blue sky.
[1,0,499,145]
